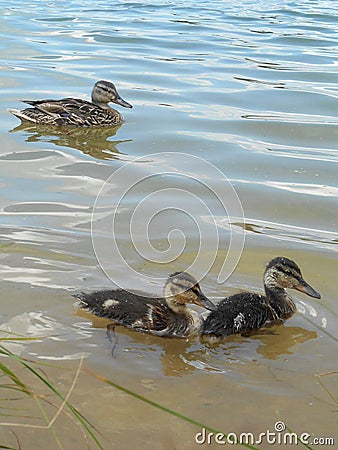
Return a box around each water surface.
[0,1,337,449]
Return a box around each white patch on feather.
[132,318,145,327]
[102,299,119,308]
[233,312,245,332]
[146,304,154,326]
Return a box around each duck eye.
[191,287,200,296]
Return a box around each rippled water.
[1,1,337,449]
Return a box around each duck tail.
[8,108,37,123]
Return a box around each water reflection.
[202,325,317,361]
[2,310,319,376]
[85,313,318,377]
[90,320,198,377]
[245,57,285,70]
[9,123,132,160]
[250,325,317,360]
[234,75,285,89]
[136,335,197,377]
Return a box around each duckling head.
[92,80,133,109]
[164,272,216,314]
[264,256,321,299]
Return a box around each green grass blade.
[0,361,31,396]
[34,395,64,450]
[0,345,104,450]
[0,445,20,449]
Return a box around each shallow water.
[0,1,337,449]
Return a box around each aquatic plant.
[0,336,104,450]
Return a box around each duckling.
[74,272,216,338]
[202,257,321,343]
[8,80,132,127]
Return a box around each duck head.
[264,256,321,299]
[91,80,133,109]
[164,272,216,314]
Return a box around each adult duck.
[74,272,216,338]
[9,80,132,127]
[202,256,321,343]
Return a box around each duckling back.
[74,290,163,325]
[202,292,276,342]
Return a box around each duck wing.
[22,98,78,116]
[21,98,90,121]
[202,292,277,339]
[74,289,170,330]
[20,98,122,127]
[62,101,122,126]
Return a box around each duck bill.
[193,294,217,311]
[295,279,321,299]
[112,95,133,109]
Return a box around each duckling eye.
[191,286,201,296]
[281,268,301,283]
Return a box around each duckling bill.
[9,80,132,127]
[74,272,216,338]
[202,256,321,343]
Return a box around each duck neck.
[91,99,111,109]
[264,285,296,320]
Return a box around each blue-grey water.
[0,1,337,449]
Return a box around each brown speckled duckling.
[74,272,216,338]
[202,257,321,343]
